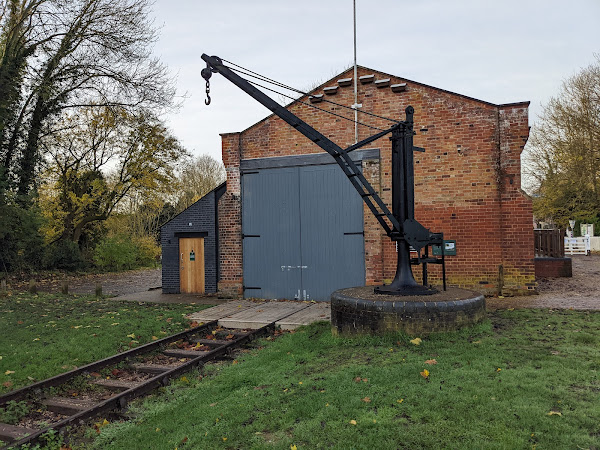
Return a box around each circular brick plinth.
[331,286,486,336]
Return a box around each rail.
[0,322,276,449]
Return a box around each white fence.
[564,236,591,255]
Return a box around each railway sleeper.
[162,349,210,358]
[93,379,144,392]
[43,397,97,416]
[129,363,180,375]
[0,423,37,445]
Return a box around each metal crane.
[201,54,446,295]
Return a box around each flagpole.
[353,0,358,144]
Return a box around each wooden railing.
[534,229,565,258]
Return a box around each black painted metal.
[376,110,443,295]
[200,54,447,294]
[2,324,275,449]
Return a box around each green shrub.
[133,235,160,267]
[93,235,160,271]
[43,239,86,271]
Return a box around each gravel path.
[487,255,600,310]
[6,255,600,310]
[9,268,161,296]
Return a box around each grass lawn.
[0,292,209,393]
[92,309,600,450]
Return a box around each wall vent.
[359,74,375,84]
[374,78,390,88]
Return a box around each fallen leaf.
[420,369,429,379]
[90,372,101,378]
[424,359,437,365]
[291,445,297,450]
[3,381,12,388]
[4,370,14,375]
[111,323,119,326]
[126,333,136,339]
[472,340,481,344]
[496,368,502,372]
[362,378,368,383]
[410,338,422,346]
[397,398,404,403]
[210,403,217,407]
[362,396,371,403]
[354,376,362,382]
[166,318,172,323]
[151,336,158,340]
[547,411,562,416]
[349,419,357,425]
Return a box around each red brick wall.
[218,132,243,297]
[219,66,536,296]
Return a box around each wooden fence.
[534,229,565,258]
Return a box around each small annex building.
[215,65,535,301]
[161,183,225,294]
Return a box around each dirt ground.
[7,268,161,296]
[487,254,600,310]
[4,255,600,310]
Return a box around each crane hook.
[205,80,211,105]
[201,66,213,106]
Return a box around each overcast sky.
[151,0,600,163]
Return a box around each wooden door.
[179,237,205,294]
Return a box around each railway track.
[0,320,275,449]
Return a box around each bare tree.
[0,0,177,199]
[523,55,600,227]
[176,154,225,211]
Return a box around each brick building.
[217,66,535,300]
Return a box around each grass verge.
[92,309,600,449]
[0,292,209,393]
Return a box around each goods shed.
[215,65,535,300]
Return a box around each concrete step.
[129,363,179,374]
[162,349,209,358]
[43,397,97,415]
[0,423,37,443]
[93,379,144,391]
[219,303,309,329]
